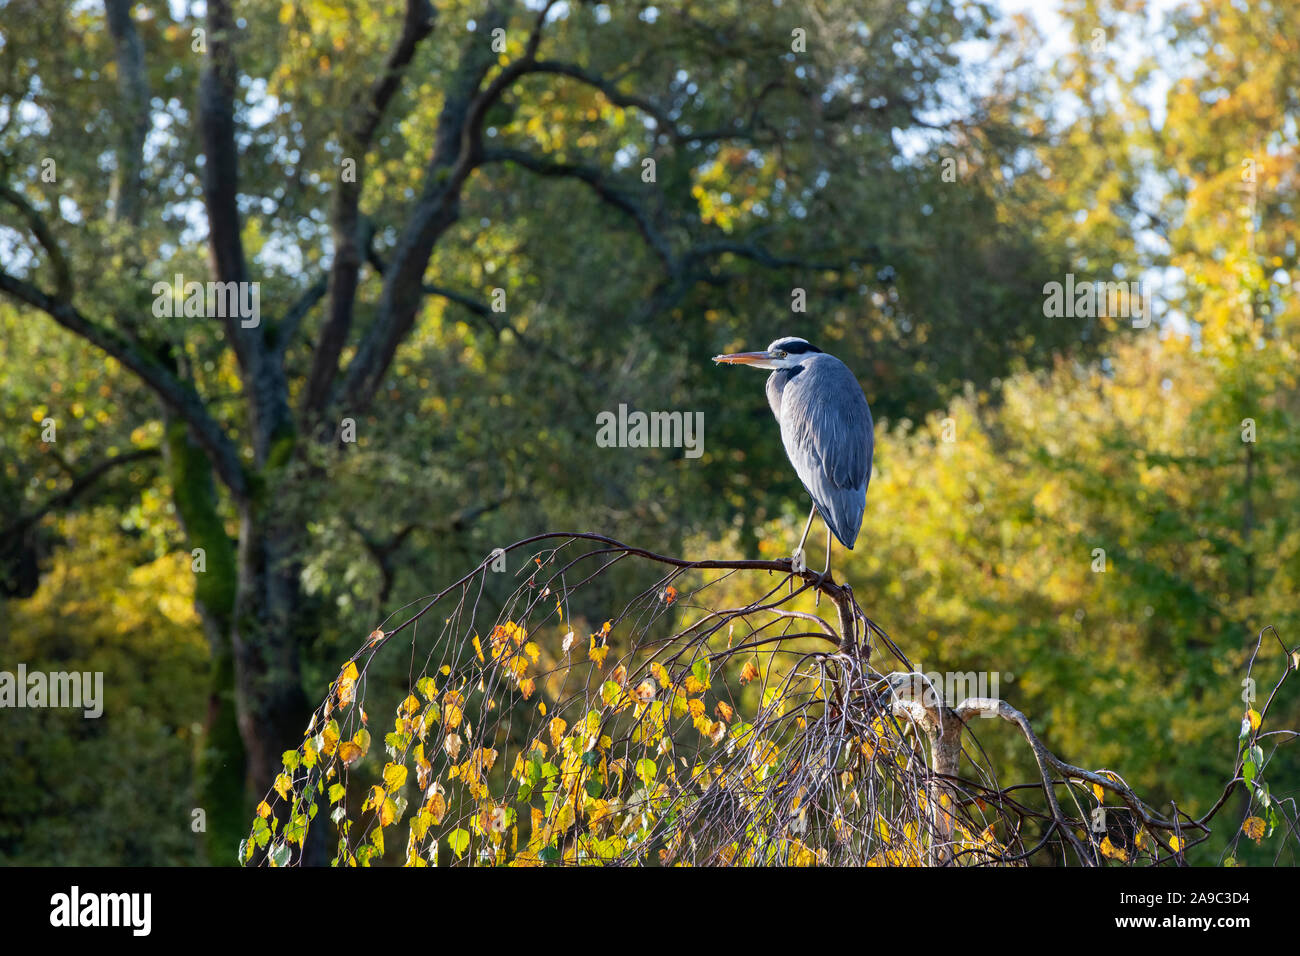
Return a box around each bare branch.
[198,0,250,294]
[0,185,73,300]
[0,271,249,499]
[304,0,435,419]
[481,146,675,271]
[103,0,150,225]
[683,239,879,273]
[197,0,298,461]
[2,447,160,540]
[332,2,511,415]
[274,273,329,358]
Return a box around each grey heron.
[713,336,874,582]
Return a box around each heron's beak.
[712,351,774,367]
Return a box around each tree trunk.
[230,500,312,801]
[232,489,339,865]
[164,420,246,864]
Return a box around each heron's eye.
[773,349,787,359]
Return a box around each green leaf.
[601,681,622,708]
[447,828,471,858]
[252,815,271,848]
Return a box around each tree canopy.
[0,0,1296,866]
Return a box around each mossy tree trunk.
[164,419,246,864]
[168,419,322,862]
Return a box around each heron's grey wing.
[777,355,874,548]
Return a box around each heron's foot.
[812,568,834,607]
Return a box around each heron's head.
[712,336,823,370]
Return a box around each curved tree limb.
[1,447,161,541]
[303,0,436,420]
[0,269,249,499]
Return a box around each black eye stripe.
[769,339,822,355]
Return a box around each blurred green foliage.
[0,0,1296,863]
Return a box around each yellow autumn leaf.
[337,661,358,708]
[320,720,340,756]
[788,839,820,867]
[444,732,462,760]
[443,690,464,729]
[427,791,447,825]
[383,762,408,792]
[411,809,435,841]
[1099,836,1128,861]
[338,741,363,767]
[1242,816,1265,842]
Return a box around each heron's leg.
[795,504,817,558]
[791,504,818,597]
[814,525,833,608]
